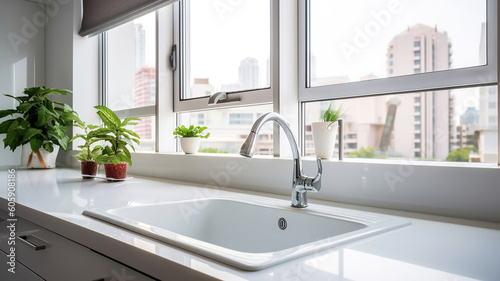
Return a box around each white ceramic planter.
[312,122,338,159]
[20,143,60,169]
[180,137,201,154]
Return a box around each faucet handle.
[312,158,322,191]
[304,158,322,192]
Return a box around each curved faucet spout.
[240,112,299,159]
[239,112,322,208]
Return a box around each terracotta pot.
[104,163,128,181]
[81,161,97,179]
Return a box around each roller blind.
[79,0,178,37]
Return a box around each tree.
[347,146,386,159]
[446,146,478,162]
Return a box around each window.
[304,0,488,89]
[174,0,273,112]
[102,11,157,152]
[304,86,497,162]
[300,0,497,163]
[173,0,275,154]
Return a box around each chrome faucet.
[240,112,322,208]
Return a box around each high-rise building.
[134,24,146,71]
[387,24,451,160]
[239,57,259,91]
[134,67,155,145]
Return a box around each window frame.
[298,0,499,164]
[98,11,159,152]
[172,0,276,113]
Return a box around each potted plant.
[173,125,210,154]
[92,105,140,181]
[0,86,75,168]
[68,114,102,179]
[312,104,344,159]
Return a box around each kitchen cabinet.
[0,209,157,281]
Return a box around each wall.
[0,0,46,166]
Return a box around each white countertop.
[1,167,500,280]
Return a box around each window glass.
[304,86,497,163]
[183,0,270,99]
[309,0,486,87]
[107,12,156,111]
[129,116,156,152]
[178,104,273,154]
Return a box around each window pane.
[304,86,497,163]
[184,0,270,99]
[107,12,156,111]
[309,0,486,87]
[129,116,155,152]
[178,104,273,154]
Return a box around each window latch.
[208,92,241,106]
[169,45,177,71]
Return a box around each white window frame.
[98,11,159,151]
[298,0,499,165]
[172,0,276,113]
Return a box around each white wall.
[0,0,46,166]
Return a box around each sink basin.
[83,198,410,270]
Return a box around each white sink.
[83,198,410,270]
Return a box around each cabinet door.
[0,210,156,281]
[0,250,45,281]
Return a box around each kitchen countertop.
[1,167,500,280]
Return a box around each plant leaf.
[29,136,44,153]
[22,128,42,142]
[0,119,16,134]
[43,142,54,153]
[95,105,121,128]
[0,109,18,119]
[121,117,141,127]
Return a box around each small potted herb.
[69,114,102,179]
[311,104,344,159]
[0,86,75,168]
[173,125,210,154]
[92,106,141,181]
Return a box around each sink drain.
[278,217,287,230]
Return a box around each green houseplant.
[68,114,102,178]
[173,125,210,154]
[0,86,75,168]
[312,103,345,159]
[92,105,140,180]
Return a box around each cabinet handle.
[17,235,46,251]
